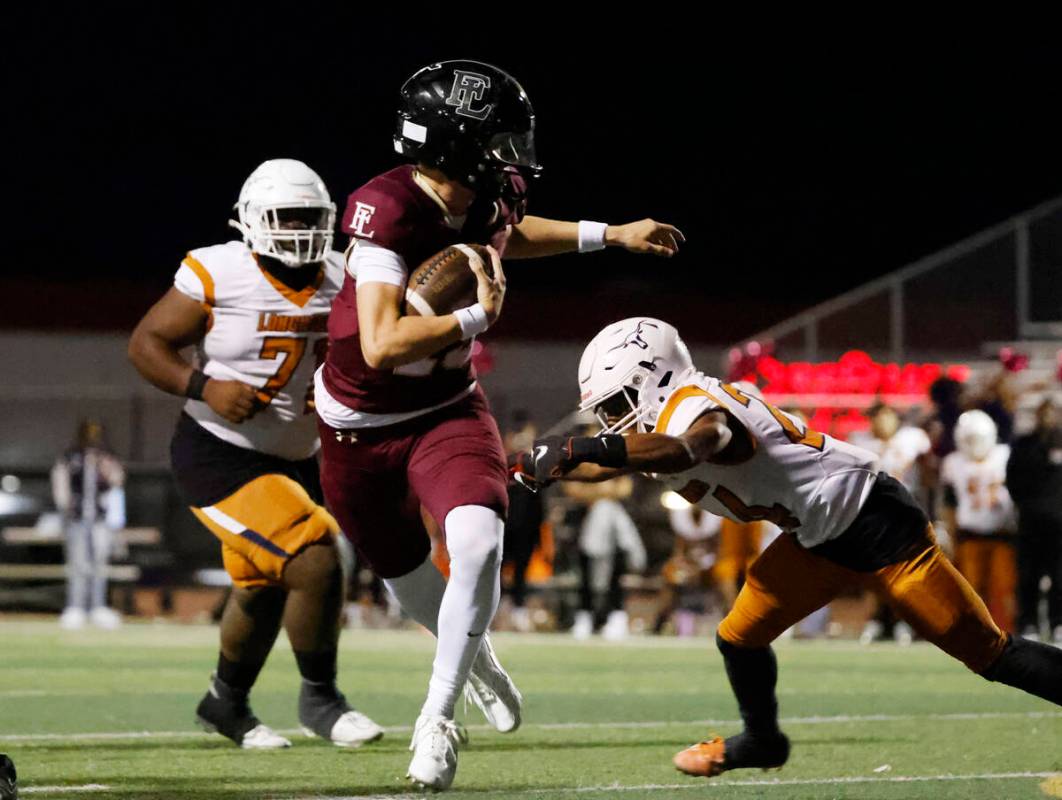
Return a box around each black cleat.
[0,754,16,800]
[721,730,790,771]
[195,673,290,750]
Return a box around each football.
[404,243,493,317]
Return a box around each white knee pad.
[444,505,503,573]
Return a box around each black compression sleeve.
[569,434,628,468]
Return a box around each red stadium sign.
[743,350,970,397]
[729,350,971,439]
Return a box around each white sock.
[383,557,446,635]
[421,505,503,719]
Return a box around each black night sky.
[8,8,1062,341]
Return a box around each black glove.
[510,435,628,492]
[508,450,541,492]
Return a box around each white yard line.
[301,771,1062,799]
[21,785,110,795]
[1,709,1058,743]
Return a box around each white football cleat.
[301,710,384,748]
[571,610,594,640]
[466,635,522,733]
[240,724,292,750]
[859,619,884,646]
[407,714,467,791]
[59,606,87,630]
[893,621,914,647]
[601,610,630,642]
[89,606,122,630]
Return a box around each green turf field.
[0,621,1059,799]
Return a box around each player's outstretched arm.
[505,216,685,259]
[358,246,506,369]
[512,412,732,489]
[127,288,258,423]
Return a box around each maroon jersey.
[323,166,525,415]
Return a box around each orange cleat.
[673,736,727,777]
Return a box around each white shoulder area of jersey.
[991,443,1011,464]
[176,241,259,307]
[847,430,877,450]
[321,249,348,291]
[345,239,408,287]
[654,376,722,437]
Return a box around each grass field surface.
[0,621,1059,799]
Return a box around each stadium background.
[1,10,1062,799]
[3,12,1060,597]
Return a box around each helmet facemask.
[485,130,542,179]
[234,203,336,267]
[592,384,651,435]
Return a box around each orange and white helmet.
[577,318,695,434]
[955,409,998,461]
[229,159,336,267]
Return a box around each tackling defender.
[316,60,683,789]
[129,160,382,750]
[512,317,1062,779]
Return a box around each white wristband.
[578,220,608,253]
[454,303,490,340]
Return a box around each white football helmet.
[229,159,336,267]
[955,409,997,461]
[578,318,696,434]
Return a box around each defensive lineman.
[130,160,382,750]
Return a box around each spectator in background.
[565,476,647,640]
[502,412,544,632]
[51,419,126,630]
[926,376,963,457]
[974,368,1018,445]
[849,403,932,507]
[941,411,1017,632]
[1006,397,1062,645]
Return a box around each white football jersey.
[651,374,879,549]
[848,426,931,491]
[174,241,344,460]
[940,444,1015,535]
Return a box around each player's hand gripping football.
[471,244,507,325]
[606,219,685,257]
[203,379,260,423]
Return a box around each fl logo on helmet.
[445,70,493,120]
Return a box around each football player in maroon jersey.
[316,60,683,790]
